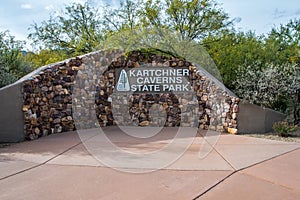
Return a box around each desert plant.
[234,62,299,114]
[0,31,33,87]
[273,121,298,137]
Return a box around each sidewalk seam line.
[202,135,236,171]
[236,146,300,172]
[192,171,236,200]
[192,145,300,199]
[240,171,296,191]
[0,140,83,181]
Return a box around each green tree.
[203,30,264,89]
[0,31,33,88]
[107,0,232,41]
[29,0,232,56]
[204,19,300,90]
[264,19,300,65]
[103,0,142,34]
[25,50,69,69]
[28,2,103,56]
[164,0,231,41]
[100,0,231,79]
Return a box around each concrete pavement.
[0,126,299,199]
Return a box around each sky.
[219,0,300,33]
[0,0,299,50]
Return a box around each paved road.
[0,127,299,199]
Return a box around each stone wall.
[22,50,239,140]
[22,58,82,140]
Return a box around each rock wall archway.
[1,50,240,141]
[90,51,239,133]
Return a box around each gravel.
[241,129,300,143]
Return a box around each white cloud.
[45,5,54,11]
[21,4,33,9]
[273,8,288,19]
[272,8,300,20]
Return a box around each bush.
[0,68,17,87]
[273,121,298,137]
[234,62,299,114]
[0,31,33,88]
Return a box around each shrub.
[0,68,17,88]
[273,121,298,137]
[0,31,33,88]
[234,62,299,114]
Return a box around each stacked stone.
[187,65,239,133]
[73,50,123,129]
[111,92,200,127]
[22,50,239,140]
[106,51,239,132]
[94,69,115,127]
[108,52,198,128]
[227,98,239,134]
[22,58,82,140]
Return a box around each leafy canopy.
[28,2,103,56]
[0,31,33,87]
